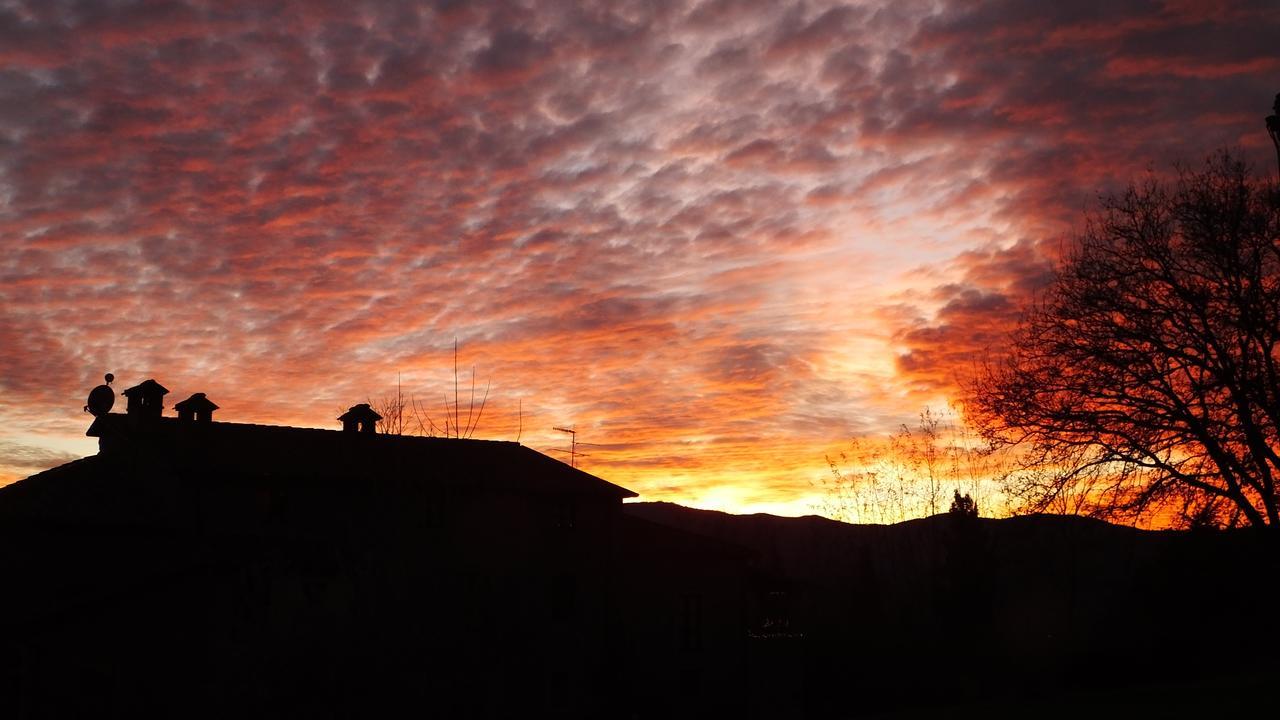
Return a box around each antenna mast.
[553,426,579,468]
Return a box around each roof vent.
[338,403,381,434]
[175,392,218,422]
[122,379,169,418]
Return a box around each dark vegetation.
[819,407,1002,524]
[626,502,1280,717]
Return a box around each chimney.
[175,392,219,422]
[338,403,381,434]
[122,379,169,418]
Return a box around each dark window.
[762,590,791,632]
[555,499,576,529]
[551,575,577,620]
[267,489,288,523]
[424,488,453,528]
[424,495,442,528]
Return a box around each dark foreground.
[2,420,1277,718]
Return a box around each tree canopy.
[969,152,1280,529]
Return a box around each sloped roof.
[173,393,219,412]
[79,413,636,500]
[337,403,380,423]
[122,378,169,397]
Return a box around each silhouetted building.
[0,390,754,718]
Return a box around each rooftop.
[80,412,636,500]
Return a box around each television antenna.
[548,426,607,468]
[551,426,581,468]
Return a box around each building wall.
[0,450,754,718]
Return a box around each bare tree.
[817,406,1006,524]
[968,151,1280,529]
[369,374,410,435]
[366,343,492,438]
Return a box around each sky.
[2,0,1278,516]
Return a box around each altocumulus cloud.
[1,0,1276,514]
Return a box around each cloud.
[0,440,81,472]
[0,0,1276,515]
[892,238,1056,394]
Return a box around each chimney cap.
[338,403,382,423]
[122,379,170,397]
[174,392,219,413]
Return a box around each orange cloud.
[1,0,1276,521]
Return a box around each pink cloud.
[1,0,1277,519]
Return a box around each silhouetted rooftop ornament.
[339,403,382,434]
[175,392,219,423]
[84,373,115,416]
[122,379,169,418]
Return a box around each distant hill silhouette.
[624,502,1280,717]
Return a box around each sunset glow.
[3,0,1277,518]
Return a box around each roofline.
[82,413,639,499]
